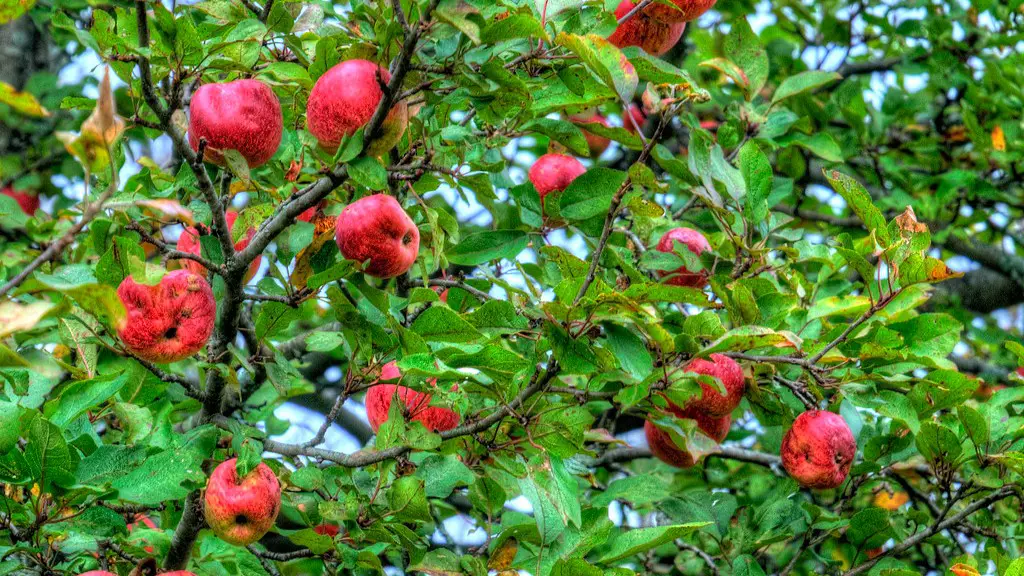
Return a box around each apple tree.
[1,0,1023,574]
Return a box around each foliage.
[1,0,1023,574]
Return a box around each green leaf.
[915,421,962,465]
[739,141,771,224]
[597,523,709,563]
[435,0,482,44]
[846,508,892,548]
[700,326,796,356]
[112,449,205,505]
[733,556,768,576]
[724,18,768,99]
[772,71,841,105]
[555,33,638,105]
[525,118,590,157]
[44,372,128,429]
[0,402,20,453]
[481,14,547,43]
[348,156,388,190]
[388,476,432,522]
[558,167,628,221]
[603,324,652,381]
[24,416,73,488]
[447,230,528,266]
[35,266,127,330]
[824,170,889,246]
[410,306,482,343]
[416,454,476,498]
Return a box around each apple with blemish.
[306,59,409,157]
[335,194,420,278]
[608,0,685,57]
[644,407,731,468]
[204,458,282,546]
[176,211,261,283]
[643,0,716,24]
[683,353,745,417]
[365,361,460,433]
[117,270,216,363]
[189,79,282,168]
[781,410,856,489]
[655,227,712,288]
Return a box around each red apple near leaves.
[569,110,611,157]
[335,194,420,278]
[623,104,646,134]
[608,0,686,57]
[365,362,460,433]
[645,409,731,468]
[204,458,281,546]
[176,211,261,283]
[644,0,716,24]
[189,79,282,168]
[683,353,745,417]
[656,227,711,288]
[528,153,586,210]
[781,410,856,489]
[1,187,40,215]
[117,270,216,363]
[307,59,409,157]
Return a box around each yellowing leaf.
[992,125,1006,152]
[487,537,518,570]
[0,81,49,117]
[894,206,928,234]
[0,301,56,338]
[81,67,126,147]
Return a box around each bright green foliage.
[1,0,1023,575]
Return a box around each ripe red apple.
[176,211,261,282]
[623,104,646,134]
[117,270,216,363]
[644,410,731,468]
[608,0,686,57]
[365,361,460,433]
[1,187,40,215]
[306,59,409,157]
[781,410,856,489]
[204,458,282,546]
[188,79,282,168]
[683,353,745,417]
[527,153,586,210]
[335,194,420,278]
[644,0,716,24]
[655,227,711,288]
[569,110,611,157]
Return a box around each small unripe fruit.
[335,194,420,278]
[569,110,611,157]
[644,0,716,24]
[527,153,586,209]
[608,0,686,57]
[307,60,409,157]
[117,270,216,363]
[781,410,856,489]
[1,187,40,215]
[683,353,745,417]
[655,227,711,288]
[365,362,460,433]
[176,211,261,283]
[204,458,282,546]
[188,79,283,168]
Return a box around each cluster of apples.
[607,0,717,57]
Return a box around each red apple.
[781,410,856,489]
[335,194,420,278]
[644,410,731,468]
[117,270,216,363]
[365,362,460,433]
[176,211,261,283]
[683,353,745,417]
[306,59,409,157]
[608,0,686,57]
[569,110,611,157]
[1,187,40,215]
[189,79,282,168]
[527,153,586,210]
[204,458,281,546]
[655,227,711,288]
[161,572,198,576]
[643,0,716,24]
[623,104,646,134]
